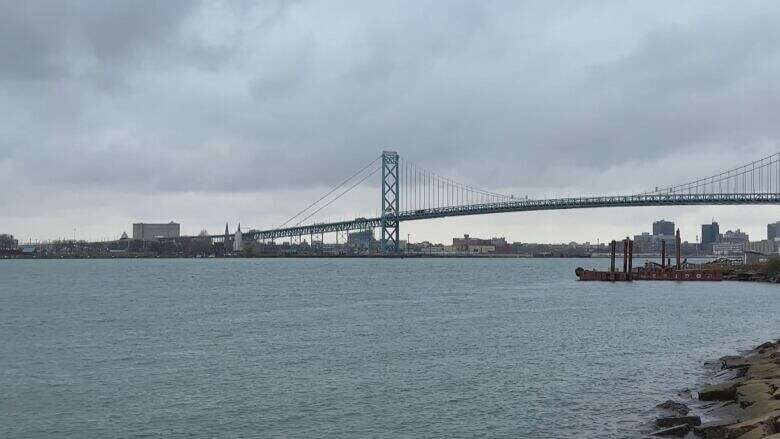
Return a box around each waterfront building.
[712,242,745,256]
[744,239,776,255]
[452,234,500,253]
[0,233,18,250]
[701,221,720,245]
[632,232,676,254]
[768,221,780,241]
[233,223,243,252]
[132,222,180,241]
[347,229,375,250]
[652,220,675,236]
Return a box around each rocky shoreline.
[651,339,780,438]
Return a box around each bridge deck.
[227,192,779,241]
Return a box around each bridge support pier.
[381,151,400,254]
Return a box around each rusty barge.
[575,229,722,281]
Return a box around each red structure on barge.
[575,229,722,281]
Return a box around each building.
[233,223,243,252]
[633,232,676,254]
[0,234,18,250]
[712,242,745,256]
[347,229,375,250]
[701,221,720,246]
[652,220,675,236]
[132,222,180,241]
[745,240,776,255]
[721,229,749,243]
[452,234,501,253]
[768,222,780,241]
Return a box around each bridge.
[166,151,780,254]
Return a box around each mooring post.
[675,229,681,269]
[623,238,628,273]
[628,239,633,274]
[610,240,616,272]
[661,240,666,268]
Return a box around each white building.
[712,242,745,256]
[233,223,243,252]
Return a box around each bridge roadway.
[174,192,780,243]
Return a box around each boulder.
[746,362,780,381]
[721,411,780,438]
[738,400,780,420]
[736,426,770,439]
[736,381,774,408]
[651,424,690,436]
[701,381,739,401]
[722,356,751,370]
[656,415,701,428]
[694,419,736,438]
[657,400,691,415]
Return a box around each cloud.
[2,1,780,240]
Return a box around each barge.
[576,229,722,281]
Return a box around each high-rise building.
[768,222,780,241]
[652,220,675,236]
[701,221,720,245]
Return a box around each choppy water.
[1,258,779,438]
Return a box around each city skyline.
[9,211,780,248]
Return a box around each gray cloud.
[2,1,780,240]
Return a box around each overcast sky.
[2,1,780,244]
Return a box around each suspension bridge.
[166,151,780,254]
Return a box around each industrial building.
[132,222,180,241]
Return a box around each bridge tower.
[380,150,400,254]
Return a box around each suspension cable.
[292,166,381,228]
[276,155,381,229]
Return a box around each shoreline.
[651,339,780,437]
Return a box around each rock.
[700,381,739,401]
[657,400,691,415]
[651,424,690,436]
[720,411,780,438]
[738,400,780,420]
[736,427,770,439]
[723,356,751,370]
[746,362,780,380]
[736,381,774,408]
[655,415,701,428]
[694,419,736,438]
[678,387,693,398]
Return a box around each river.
[1,258,778,438]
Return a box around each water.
[1,258,778,438]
